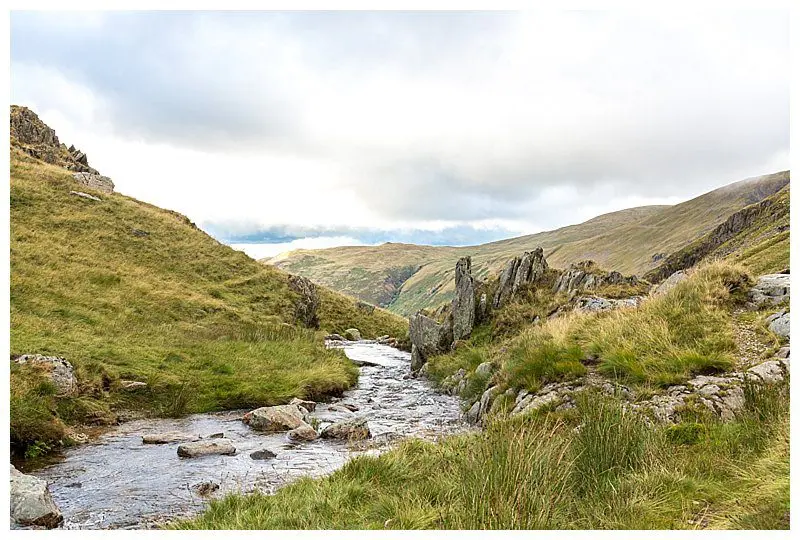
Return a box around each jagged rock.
[344,328,362,341]
[440,368,467,395]
[493,248,549,308]
[177,439,236,458]
[408,313,451,372]
[288,274,319,329]
[289,397,316,412]
[10,465,63,528]
[748,359,787,383]
[477,293,488,322]
[142,431,200,444]
[12,354,78,396]
[250,449,277,460]
[767,311,790,339]
[553,261,639,296]
[72,172,114,194]
[320,417,371,440]
[749,274,790,306]
[451,257,475,341]
[243,404,306,432]
[465,385,502,424]
[652,270,688,296]
[287,423,319,442]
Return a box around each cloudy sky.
[11,11,789,259]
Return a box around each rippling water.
[34,342,466,529]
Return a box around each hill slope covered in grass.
[10,146,406,457]
[268,171,789,315]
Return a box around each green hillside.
[10,147,406,456]
[269,171,789,315]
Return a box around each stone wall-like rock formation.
[451,256,475,341]
[552,260,639,296]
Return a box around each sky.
[10,11,790,259]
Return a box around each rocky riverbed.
[26,341,466,529]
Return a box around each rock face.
[12,354,78,396]
[10,465,63,528]
[767,311,790,339]
[320,417,371,440]
[72,172,114,194]
[493,248,549,308]
[288,274,319,329]
[243,404,306,432]
[177,439,236,458]
[553,261,639,296]
[408,313,452,372]
[652,270,688,296]
[749,274,790,306]
[450,256,475,341]
[10,105,105,177]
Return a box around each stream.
[32,341,466,529]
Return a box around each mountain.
[9,107,407,456]
[267,171,790,316]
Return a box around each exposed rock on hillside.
[553,260,640,296]
[72,172,114,194]
[10,105,106,178]
[493,248,548,308]
[451,256,475,341]
[12,355,78,396]
[288,274,320,329]
[651,270,688,296]
[748,274,790,306]
[409,312,452,372]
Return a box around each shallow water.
[34,341,465,529]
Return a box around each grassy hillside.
[10,148,407,456]
[178,262,789,529]
[269,172,789,315]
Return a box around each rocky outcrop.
[493,248,548,308]
[573,296,643,313]
[749,274,790,306]
[408,313,452,372]
[10,105,106,178]
[72,172,114,194]
[553,261,639,296]
[177,439,237,458]
[288,274,319,329]
[320,417,371,440]
[10,465,63,528]
[243,404,307,432]
[450,256,475,341]
[12,355,78,396]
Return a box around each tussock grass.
[10,150,406,455]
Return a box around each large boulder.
[243,404,306,432]
[493,248,549,309]
[320,417,371,440]
[451,256,475,341]
[12,355,78,396]
[10,465,63,528]
[288,274,320,329]
[177,439,236,458]
[767,311,790,339]
[344,328,362,341]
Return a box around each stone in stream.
[177,439,236,458]
[250,449,278,460]
[10,465,63,529]
[289,397,316,412]
[142,431,200,444]
[287,423,319,442]
[344,328,362,341]
[320,417,371,440]
[192,481,220,497]
[243,404,306,432]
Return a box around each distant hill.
[268,171,790,316]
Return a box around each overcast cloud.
[10,11,789,256]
